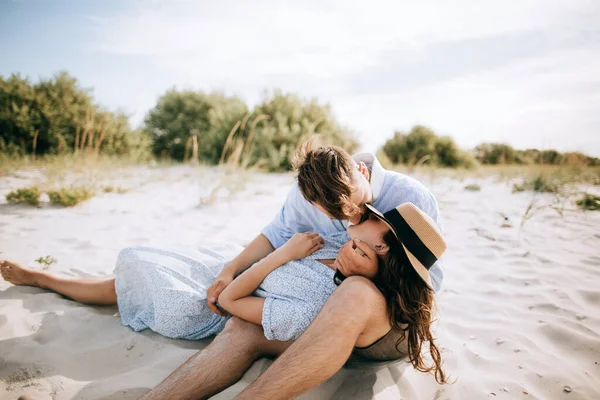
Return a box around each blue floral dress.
[114,232,348,341]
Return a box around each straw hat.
[365,202,446,289]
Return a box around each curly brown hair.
[292,139,362,220]
[375,228,447,384]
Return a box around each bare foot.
[0,260,43,287]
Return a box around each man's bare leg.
[141,317,292,400]
[0,260,117,305]
[237,276,391,400]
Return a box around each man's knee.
[220,317,265,356]
[220,317,289,358]
[222,317,263,338]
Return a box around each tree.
[474,143,522,164]
[0,71,150,159]
[247,90,359,171]
[434,135,475,168]
[144,89,248,162]
[382,125,474,168]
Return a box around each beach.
[1,166,599,399]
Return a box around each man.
[142,141,443,399]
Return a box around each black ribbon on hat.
[384,208,438,269]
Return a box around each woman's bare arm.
[206,234,275,316]
[218,232,324,324]
[218,250,289,323]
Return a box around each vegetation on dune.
[0,72,151,160]
[1,71,598,177]
[382,125,476,169]
[35,255,58,270]
[145,89,358,171]
[102,185,127,194]
[144,90,249,163]
[576,193,600,211]
[6,182,131,209]
[381,129,598,171]
[512,174,563,194]
[6,186,41,206]
[1,71,357,173]
[245,90,358,171]
[47,186,94,207]
[475,143,599,167]
[464,184,481,191]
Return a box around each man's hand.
[333,238,379,279]
[207,271,235,316]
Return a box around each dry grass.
[219,114,270,170]
[385,161,600,187]
[200,114,271,206]
[0,153,152,182]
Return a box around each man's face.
[312,161,372,223]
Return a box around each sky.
[1,0,599,155]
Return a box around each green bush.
[246,90,358,171]
[0,72,151,159]
[47,186,94,207]
[5,186,41,206]
[144,89,248,162]
[145,89,358,171]
[475,143,524,165]
[576,193,600,210]
[382,125,475,168]
[475,143,599,166]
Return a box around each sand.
[1,166,599,399]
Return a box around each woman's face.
[333,213,391,280]
[348,213,391,255]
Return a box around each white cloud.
[93,0,589,79]
[340,47,600,154]
[89,0,600,155]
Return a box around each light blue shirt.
[261,153,445,292]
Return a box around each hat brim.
[364,203,434,290]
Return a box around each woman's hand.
[278,232,324,261]
[207,270,235,316]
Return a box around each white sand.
[1,166,599,399]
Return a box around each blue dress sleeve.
[261,296,321,341]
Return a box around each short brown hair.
[293,138,361,220]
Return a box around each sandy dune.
[1,166,599,399]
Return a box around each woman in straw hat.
[336,202,448,383]
[1,202,447,382]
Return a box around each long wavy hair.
[362,211,447,384]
